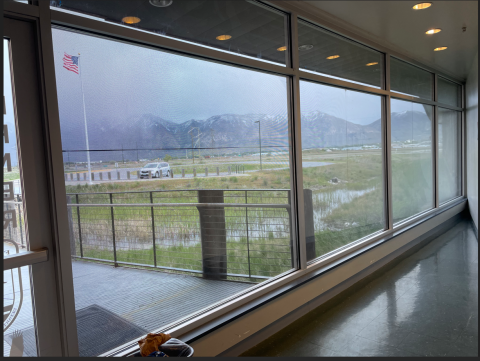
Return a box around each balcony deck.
[4,261,253,357]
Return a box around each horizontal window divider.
[50,9,295,78]
[299,71,389,96]
[4,1,40,18]
[103,196,466,357]
[390,92,437,106]
[436,102,464,112]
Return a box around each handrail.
[66,188,290,196]
[66,202,290,209]
[4,248,49,270]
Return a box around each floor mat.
[76,304,147,357]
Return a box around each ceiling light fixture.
[149,0,173,7]
[122,16,141,24]
[434,46,448,51]
[426,28,441,34]
[216,35,232,41]
[366,62,378,66]
[298,44,313,51]
[326,55,340,59]
[277,46,287,51]
[413,3,432,10]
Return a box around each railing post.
[16,195,24,248]
[76,194,83,258]
[110,193,117,267]
[205,167,208,177]
[66,195,76,257]
[182,169,185,178]
[170,169,174,178]
[193,168,196,177]
[216,167,219,176]
[197,190,227,280]
[108,172,112,180]
[150,191,157,267]
[99,172,103,181]
[228,166,231,175]
[159,169,162,178]
[91,172,95,181]
[127,171,130,180]
[245,191,251,278]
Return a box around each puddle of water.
[313,187,376,230]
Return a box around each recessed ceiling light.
[326,55,340,59]
[149,0,173,7]
[434,46,447,51]
[122,16,141,24]
[298,44,313,51]
[216,35,232,41]
[426,28,442,34]
[366,62,378,66]
[413,3,432,10]
[277,46,287,51]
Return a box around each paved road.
[64,161,333,185]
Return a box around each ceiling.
[298,1,478,81]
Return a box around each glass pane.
[391,57,433,100]
[300,81,385,262]
[52,27,294,356]
[438,77,462,107]
[391,99,433,223]
[298,20,384,89]
[438,108,462,203]
[3,39,38,357]
[50,0,288,66]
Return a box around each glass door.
[3,16,77,356]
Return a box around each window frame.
[4,0,466,357]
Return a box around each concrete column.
[70,173,73,181]
[216,167,219,176]
[76,173,80,181]
[108,172,112,180]
[205,168,208,177]
[127,171,131,180]
[148,170,152,179]
[91,173,95,181]
[304,189,316,261]
[193,168,196,177]
[182,169,185,178]
[170,169,174,178]
[159,169,162,178]
[117,171,120,180]
[99,172,103,181]
[197,190,227,280]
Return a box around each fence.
[65,189,312,282]
[64,165,247,182]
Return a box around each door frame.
[3,12,79,357]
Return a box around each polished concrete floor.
[242,219,478,357]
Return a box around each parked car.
[139,162,171,179]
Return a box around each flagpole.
[78,53,92,185]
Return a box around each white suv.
[139,162,171,179]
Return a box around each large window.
[391,57,433,100]
[53,27,294,356]
[50,0,289,66]
[300,81,384,261]
[391,99,434,223]
[298,20,384,89]
[438,108,462,203]
[438,77,462,107]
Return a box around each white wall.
[466,52,478,230]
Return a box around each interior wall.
[466,51,478,230]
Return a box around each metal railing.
[66,189,295,281]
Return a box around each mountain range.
[60,110,432,162]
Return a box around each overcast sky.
[52,28,416,128]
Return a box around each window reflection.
[391,99,433,223]
[300,81,385,261]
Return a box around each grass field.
[65,148,435,282]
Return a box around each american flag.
[63,52,79,74]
